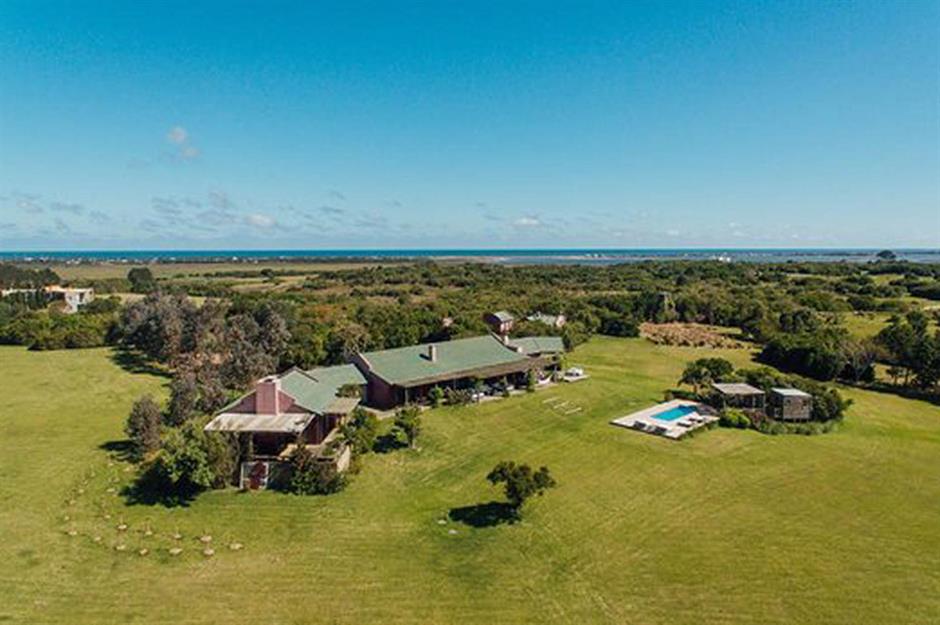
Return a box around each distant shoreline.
[1,248,938,265]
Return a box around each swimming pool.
[653,404,698,421]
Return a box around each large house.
[206,332,564,487]
[204,364,365,488]
[351,333,564,409]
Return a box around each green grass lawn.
[1,338,938,624]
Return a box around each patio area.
[610,399,718,440]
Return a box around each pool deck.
[610,399,718,440]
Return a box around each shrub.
[287,445,346,495]
[445,387,472,406]
[394,405,422,449]
[340,407,379,454]
[719,408,751,429]
[428,385,444,407]
[140,417,236,499]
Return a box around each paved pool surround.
[610,399,718,440]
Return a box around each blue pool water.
[653,405,698,421]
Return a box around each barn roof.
[357,334,529,386]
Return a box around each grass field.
[1,339,938,624]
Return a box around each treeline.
[0,296,122,349]
[0,264,60,288]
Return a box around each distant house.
[45,286,94,313]
[350,333,564,409]
[204,364,365,488]
[711,382,766,412]
[526,312,566,329]
[0,285,94,314]
[768,388,813,421]
[483,310,515,335]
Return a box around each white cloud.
[245,213,276,228]
[666,229,680,237]
[514,216,542,228]
[167,126,188,144]
[166,126,199,160]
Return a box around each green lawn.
[1,339,938,624]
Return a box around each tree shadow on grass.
[119,472,198,508]
[372,433,408,454]
[448,501,519,528]
[99,439,135,463]
[110,349,171,379]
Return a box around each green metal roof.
[508,336,565,355]
[306,363,366,388]
[280,364,363,414]
[358,334,529,386]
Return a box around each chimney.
[256,376,281,415]
[427,344,438,362]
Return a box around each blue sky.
[0,1,937,250]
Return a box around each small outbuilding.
[483,310,515,335]
[768,388,812,421]
[711,382,766,412]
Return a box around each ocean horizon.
[1,247,937,264]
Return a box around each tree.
[127,267,156,293]
[876,311,939,388]
[119,292,196,363]
[876,250,897,261]
[679,358,734,395]
[428,385,444,407]
[142,418,235,498]
[287,443,345,495]
[166,368,198,426]
[486,461,556,511]
[340,407,379,454]
[222,314,277,390]
[394,405,422,449]
[125,395,162,460]
[526,369,537,392]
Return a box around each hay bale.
[117,523,128,532]
[138,548,149,556]
[168,547,183,556]
[114,544,127,552]
[93,536,102,543]
[65,529,78,537]
[202,548,215,557]
[228,543,243,551]
[199,535,212,544]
